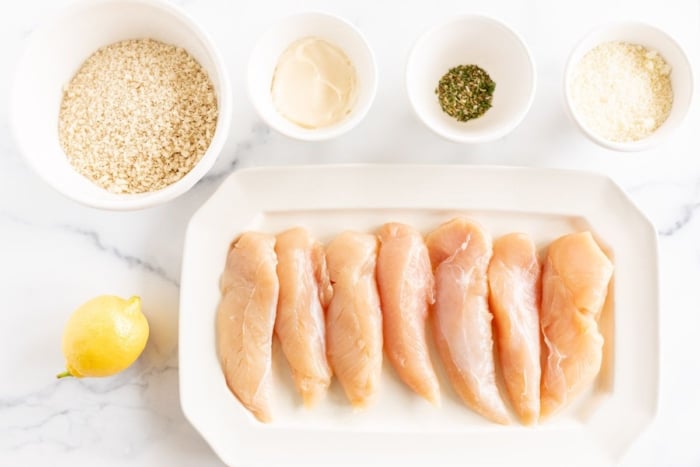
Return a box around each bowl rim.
[246,10,378,142]
[405,13,537,144]
[562,20,694,152]
[10,0,233,210]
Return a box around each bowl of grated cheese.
[564,21,693,152]
[11,0,232,210]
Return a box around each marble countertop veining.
[1,0,699,465]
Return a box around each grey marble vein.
[1,360,181,453]
[0,360,177,411]
[61,225,180,287]
[658,202,700,237]
[4,409,71,432]
[79,363,179,396]
[197,156,239,186]
[0,211,179,287]
[197,122,271,185]
[18,25,34,40]
[627,180,700,237]
[2,399,176,453]
[0,385,57,410]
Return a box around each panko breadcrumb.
[58,39,218,194]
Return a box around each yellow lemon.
[58,295,149,378]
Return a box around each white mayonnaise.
[271,37,357,129]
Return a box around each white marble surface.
[1,0,699,465]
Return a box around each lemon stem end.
[56,370,73,379]
[124,296,141,315]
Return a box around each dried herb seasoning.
[435,64,496,122]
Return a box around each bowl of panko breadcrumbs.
[564,21,693,151]
[11,0,232,210]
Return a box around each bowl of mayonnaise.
[248,11,378,141]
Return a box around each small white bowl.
[406,15,536,143]
[564,21,693,152]
[11,0,232,210]
[248,12,377,141]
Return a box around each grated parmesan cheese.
[570,41,673,142]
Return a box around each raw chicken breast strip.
[488,233,541,425]
[216,232,279,423]
[326,231,383,407]
[377,223,440,404]
[426,218,509,424]
[275,227,333,407]
[540,231,613,418]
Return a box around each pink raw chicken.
[216,232,279,423]
[540,231,613,418]
[376,223,440,405]
[326,231,383,408]
[488,233,541,425]
[274,227,333,407]
[426,218,509,424]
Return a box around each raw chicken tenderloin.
[216,232,279,423]
[488,233,541,425]
[326,231,383,407]
[376,223,440,404]
[425,218,509,424]
[540,231,613,418]
[274,227,333,407]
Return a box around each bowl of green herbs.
[406,14,536,143]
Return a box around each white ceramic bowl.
[248,12,377,141]
[406,15,536,143]
[11,0,232,210]
[564,21,693,152]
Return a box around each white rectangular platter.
[179,165,659,466]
